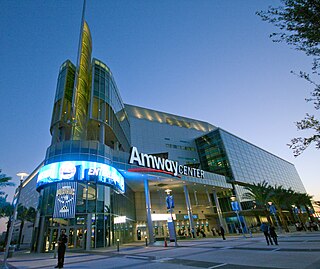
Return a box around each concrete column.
[86,213,92,250]
[194,190,198,206]
[206,189,213,207]
[212,189,227,230]
[36,216,45,253]
[183,185,195,233]
[144,179,155,243]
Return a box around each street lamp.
[268,201,281,233]
[165,189,178,246]
[230,195,246,238]
[3,172,29,269]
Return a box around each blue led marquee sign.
[37,161,125,193]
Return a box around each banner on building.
[53,182,77,219]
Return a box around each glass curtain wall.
[39,182,135,251]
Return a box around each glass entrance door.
[45,226,85,251]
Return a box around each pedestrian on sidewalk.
[269,225,278,245]
[55,230,68,268]
[260,222,273,245]
[211,227,216,236]
[220,226,226,240]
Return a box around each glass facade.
[39,181,135,251]
[196,128,306,202]
[89,59,130,152]
[51,61,76,144]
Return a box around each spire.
[71,0,92,140]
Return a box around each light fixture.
[165,189,172,195]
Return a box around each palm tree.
[0,196,13,218]
[269,185,290,232]
[17,205,36,249]
[0,171,14,248]
[0,171,14,196]
[280,188,297,224]
[242,180,273,223]
[293,192,313,222]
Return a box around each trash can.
[8,245,16,258]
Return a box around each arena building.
[15,16,305,252]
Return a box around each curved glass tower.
[36,20,134,252]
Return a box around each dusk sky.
[1,0,319,230]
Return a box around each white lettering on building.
[128,146,204,179]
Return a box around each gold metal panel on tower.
[72,21,92,140]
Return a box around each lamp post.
[230,195,246,238]
[165,189,178,247]
[268,201,281,233]
[3,172,28,269]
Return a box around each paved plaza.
[1,232,320,269]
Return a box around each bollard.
[164,237,167,247]
[117,238,120,252]
[53,243,58,259]
[145,236,148,247]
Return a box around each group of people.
[210,226,226,240]
[177,226,227,240]
[294,221,318,231]
[260,222,278,245]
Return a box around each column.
[86,213,92,250]
[144,179,155,243]
[206,189,213,207]
[212,189,227,230]
[36,216,46,253]
[183,185,195,235]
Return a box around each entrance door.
[45,228,59,251]
[45,226,85,251]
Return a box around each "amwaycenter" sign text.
[129,146,204,178]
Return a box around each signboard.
[53,182,77,219]
[183,214,198,220]
[231,201,240,211]
[37,161,125,193]
[129,146,204,178]
[269,204,277,214]
[166,195,175,209]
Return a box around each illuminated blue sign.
[37,161,125,193]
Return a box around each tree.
[0,170,14,197]
[242,180,273,223]
[16,205,36,249]
[0,196,13,218]
[269,185,292,232]
[293,192,314,221]
[257,0,320,156]
[243,180,273,206]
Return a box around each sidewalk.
[1,232,320,269]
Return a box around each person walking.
[269,225,278,245]
[211,227,216,236]
[220,226,226,240]
[260,222,273,245]
[191,227,195,238]
[55,230,68,268]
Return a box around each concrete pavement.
[1,232,320,269]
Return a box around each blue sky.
[0,0,319,215]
